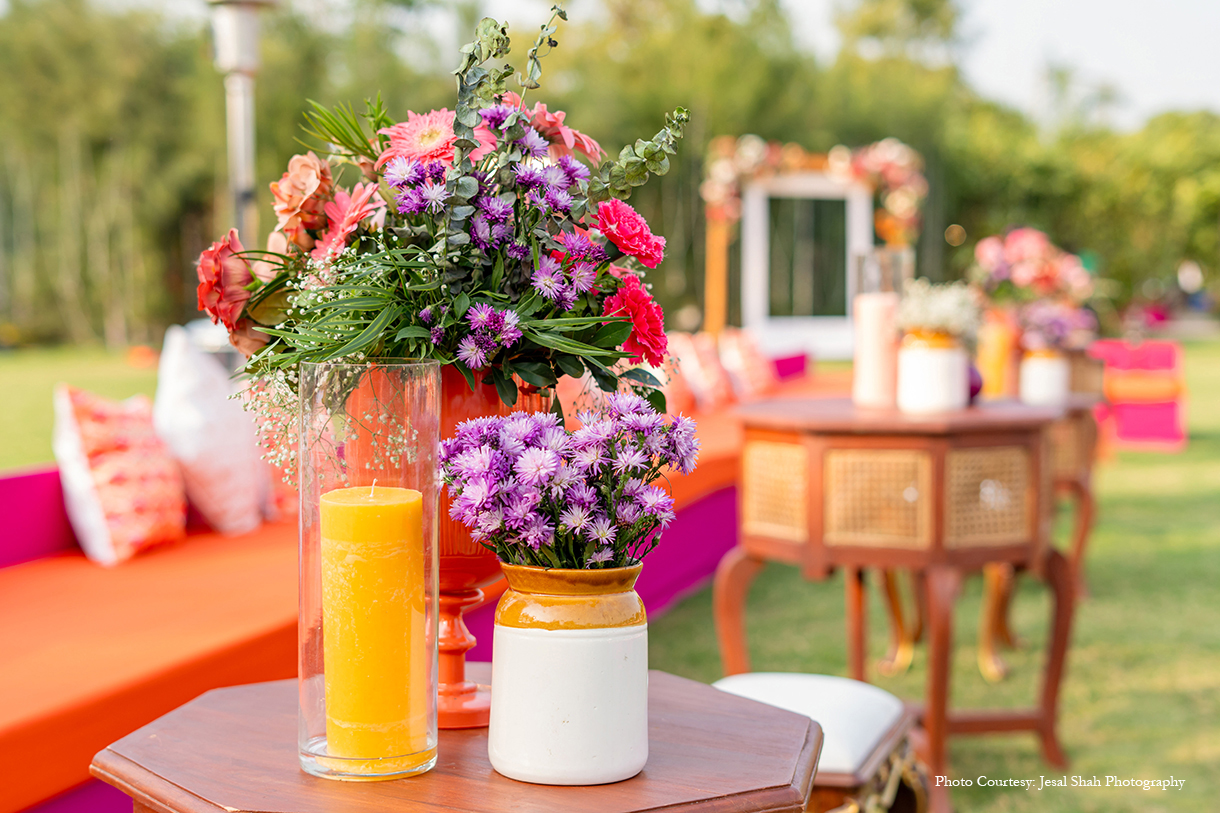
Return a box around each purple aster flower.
[612,445,649,475]
[617,501,643,526]
[425,161,446,183]
[560,504,592,533]
[558,230,608,263]
[639,486,674,516]
[572,444,606,473]
[568,262,597,293]
[558,155,591,186]
[513,163,545,189]
[666,414,700,475]
[430,325,445,344]
[419,306,434,324]
[452,445,495,478]
[476,508,505,536]
[606,392,649,418]
[555,288,578,312]
[585,515,616,545]
[544,187,573,213]
[470,213,493,252]
[480,104,514,131]
[538,426,570,454]
[532,256,565,300]
[506,242,531,261]
[586,548,614,567]
[467,303,497,330]
[457,335,488,369]
[527,189,550,215]
[517,128,549,160]
[384,157,425,188]
[396,187,426,216]
[504,489,540,530]
[418,180,449,214]
[497,310,522,347]
[521,516,555,550]
[567,482,598,508]
[512,446,558,483]
[572,418,614,448]
[543,164,569,190]
[621,410,665,434]
[478,195,513,223]
[623,478,647,500]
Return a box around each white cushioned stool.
[715,673,928,813]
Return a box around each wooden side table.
[712,398,1076,813]
[91,663,823,813]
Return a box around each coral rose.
[597,199,666,269]
[196,229,254,331]
[602,273,667,367]
[270,152,333,249]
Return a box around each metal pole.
[224,71,259,241]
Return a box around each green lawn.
[651,341,1220,812]
[2,343,1216,810]
[0,347,158,471]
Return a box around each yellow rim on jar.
[902,329,958,350]
[495,563,646,631]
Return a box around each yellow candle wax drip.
[319,485,433,775]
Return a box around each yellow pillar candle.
[319,485,432,774]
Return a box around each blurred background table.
[713,397,1075,813]
[90,663,823,813]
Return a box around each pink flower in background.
[974,235,1004,270]
[1003,227,1051,265]
[376,109,497,168]
[602,273,667,367]
[196,229,253,331]
[270,152,333,250]
[598,199,665,268]
[503,92,604,163]
[251,230,288,283]
[311,183,385,261]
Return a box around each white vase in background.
[852,292,900,409]
[896,330,969,414]
[1019,349,1071,406]
[488,563,649,786]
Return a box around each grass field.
[650,341,1220,812]
[1,343,1216,811]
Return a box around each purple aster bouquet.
[439,393,699,569]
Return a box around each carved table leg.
[1038,548,1075,768]
[1069,481,1096,599]
[978,563,1016,683]
[845,567,868,682]
[924,565,962,813]
[878,568,916,676]
[714,546,765,676]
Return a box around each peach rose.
[270,152,334,248]
[229,318,269,358]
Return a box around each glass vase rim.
[300,357,442,371]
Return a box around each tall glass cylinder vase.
[298,360,441,781]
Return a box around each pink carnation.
[974,235,1004,269]
[597,199,666,268]
[376,109,496,168]
[1003,227,1051,265]
[196,229,253,331]
[602,274,667,367]
[311,183,385,261]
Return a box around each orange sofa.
[0,468,298,813]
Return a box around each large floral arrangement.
[439,393,698,569]
[1018,300,1097,351]
[834,138,928,247]
[969,227,1093,304]
[896,278,982,339]
[194,7,688,435]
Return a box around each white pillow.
[154,325,264,535]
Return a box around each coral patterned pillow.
[667,332,737,412]
[719,328,779,399]
[53,386,186,565]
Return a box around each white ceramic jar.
[488,563,649,785]
[896,330,969,414]
[1019,349,1071,406]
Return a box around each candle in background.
[852,292,900,409]
[319,485,432,774]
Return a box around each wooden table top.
[91,663,823,813]
[735,396,1064,435]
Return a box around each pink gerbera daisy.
[376,109,497,169]
[311,183,385,261]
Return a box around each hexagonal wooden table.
[90,663,823,813]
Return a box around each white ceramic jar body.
[1019,351,1071,406]
[487,564,649,786]
[896,331,968,414]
